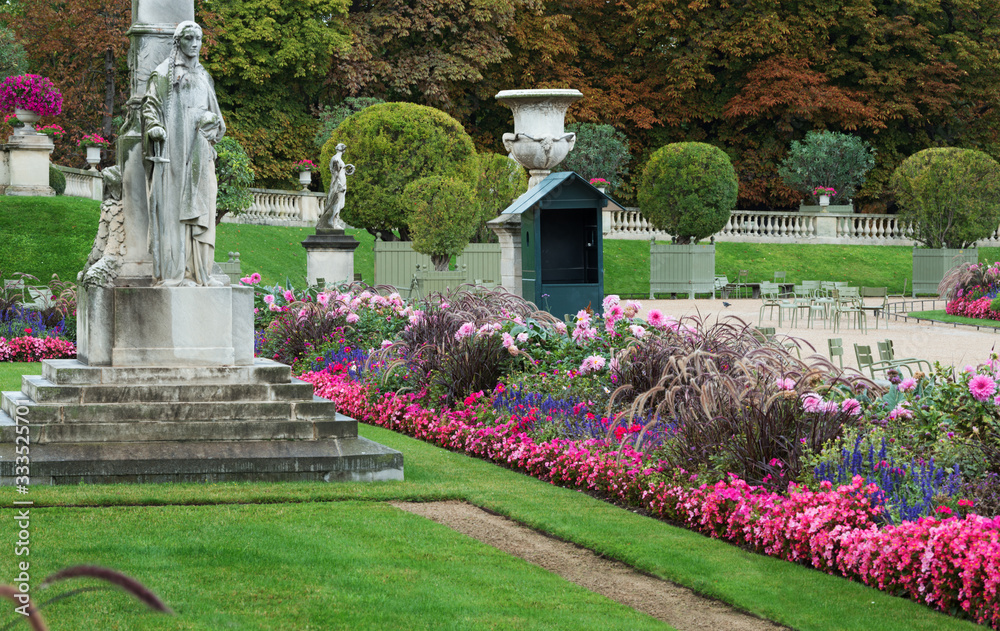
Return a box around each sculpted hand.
[148,127,166,141]
[198,112,218,128]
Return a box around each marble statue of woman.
[317,143,355,231]
[142,20,226,287]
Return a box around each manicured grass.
[0,363,980,631]
[908,309,1000,328]
[0,196,99,283]
[3,502,666,630]
[603,240,921,297]
[0,361,40,390]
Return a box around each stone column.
[116,0,195,283]
[488,214,522,297]
[4,132,54,196]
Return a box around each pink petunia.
[969,374,997,402]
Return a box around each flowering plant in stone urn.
[38,124,66,139]
[589,177,609,190]
[78,133,110,149]
[0,74,63,131]
[295,159,317,173]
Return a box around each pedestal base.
[302,229,360,287]
[0,359,403,484]
[77,285,254,367]
[2,132,55,196]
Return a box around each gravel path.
[392,501,788,631]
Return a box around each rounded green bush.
[406,176,477,271]
[990,296,1000,313]
[891,147,1000,249]
[637,142,737,244]
[320,102,478,240]
[48,163,66,195]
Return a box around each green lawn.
[0,364,983,631]
[0,196,99,283]
[908,309,1000,328]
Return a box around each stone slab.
[0,437,403,485]
[41,358,291,386]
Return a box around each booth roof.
[500,171,619,215]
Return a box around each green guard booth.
[500,172,609,318]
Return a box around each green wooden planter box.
[912,247,978,297]
[650,242,716,299]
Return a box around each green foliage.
[313,96,384,149]
[321,102,479,240]
[0,25,27,79]
[200,0,351,188]
[406,176,478,270]
[778,131,876,204]
[559,123,631,197]
[891,148,1000,249]
[472,152,527,243]
[991,296,1000,313]
[637,142,737,244]
[48,163,65,196]
[214,136,255,222]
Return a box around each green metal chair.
[877,340,932,375]
[827,338,844,369]
[854,344,904,379]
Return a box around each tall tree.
[10,0,129,166]
[198,0,351,187]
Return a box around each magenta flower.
[968,374,997,402]
[0,74,62,117]
[898,377,917,392]
[646,309,666,328]
[841,398,862,416]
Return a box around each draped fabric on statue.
[142,58,225,286]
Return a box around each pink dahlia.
[969,374,997,402]
[646,309,665,328]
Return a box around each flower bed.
[944,262,1000,320]
[301,369,1000,628]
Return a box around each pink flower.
[502,332,516,349]
[346,313,360,324]
[317,292,330,307]
[841,398,861,416]
[646,309,665,328]
[263,294,275,305]
[250,272,261,284]
[554,322,567,335]
[602,294,620,312]
[898,377,917,392]
[778,377,795,391]
[800,393,823,413]
[968,374,997,402]
[455,322,475,340]
[516,332,529,343]
[628,325,646,338]
[283,290,295,302]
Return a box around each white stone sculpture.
[496,89,584,188]
[80,166,126,288]
[317,143,355,231]
[141,20,226,287]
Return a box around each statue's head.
[336,143,346,153]
[173,21,203,59]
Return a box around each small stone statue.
[317,143,355,231]
[80,166,126,288]
[141,20,226,287]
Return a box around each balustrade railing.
[225,188,325,226]
[53,165,102,200]
[601,207,1000,246]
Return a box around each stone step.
[0,436,404,484]
[2,392,335,424]
[42,358,292,386]
[21,375,315,405]
[0,409,357,444]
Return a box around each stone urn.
[495,89,583,188]
[13,108,40,134]
[299,169,311,190]
[85,146,101,170]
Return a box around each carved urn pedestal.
[302,229,360,287]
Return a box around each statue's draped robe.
[142,58,225,285]
[319,152,348,230]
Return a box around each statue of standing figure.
[317,143,355,231]
[141,20,226,287]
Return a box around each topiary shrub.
[891,147,1000,249]
[471,152,527,243]
[214,136,255,225]
[637,142,737,244]
[406,176,477,271]
[320,102,478,241]
[778,131,875,205]
[559,123,631,197]
[48,163,65,195]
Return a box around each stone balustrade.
[223,188,325,227]
[603,207,1000,247]
[54,165,103,200]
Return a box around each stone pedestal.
[2,133,55,196]
[77,285,254,367]
[302,229,360,287]
[488,213,522,297]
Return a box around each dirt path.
[391,501,789,631]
